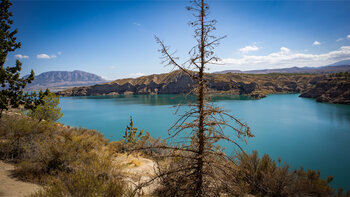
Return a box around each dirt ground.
[113,154,158,195]
[0,161,41,197]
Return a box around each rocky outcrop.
[57,70,350,104]
[300,75,350,104]
[57,70,308,96]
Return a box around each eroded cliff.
[57,70,318,99]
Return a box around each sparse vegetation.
[0,106,348,196]
[30,171,126,197]
[0,112,128,196]
[236,151,342,196]
[329,72,350,79]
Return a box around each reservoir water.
[59,94,350,190]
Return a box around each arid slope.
[57,70,350,104]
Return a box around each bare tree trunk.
[195,0,205,196]
[133,0,253,195]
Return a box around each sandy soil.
[113,154,158,195]
[0,161,41,197]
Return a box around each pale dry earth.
[0,161,41,197]
[112,154,158,196]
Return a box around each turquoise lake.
[59,94,350,190]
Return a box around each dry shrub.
[0,113,50,160]
[236,151,347,196]
[0,113,128,196]
[111,131,168,159]
[30,171,127,197]
[3,116,111,182]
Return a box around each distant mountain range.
[213,59,350,74]
[25,59,350,94]
[25,70,107,91]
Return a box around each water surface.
[59,94,350,190]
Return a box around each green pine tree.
[123,116,144,144]
[0,0,35,118]
[28,90,63,122]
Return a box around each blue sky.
[5,0,350,80]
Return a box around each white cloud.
[336,38,344,42]
[239,45,259,53]
[36,54,57,59]
[36,54,49,59]
[132,22,141,27]
[280,47,290,53]
[216,46,350,71]
[14,54,29,59]
[312,41,321,46]
[129,73,145,78]
[57,51,62,55]
[347,35,350,39]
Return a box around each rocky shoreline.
[56,70,350,104]
[299,74,350,104]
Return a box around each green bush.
[123,116,144,144]
[113,115,168,158]
[28,92,63,122]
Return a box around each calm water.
[59,94,350,190]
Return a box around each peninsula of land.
[57,70,350,105]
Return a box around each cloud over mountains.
[239,45,259,53]
[217,46,350,71]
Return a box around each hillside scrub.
[0,112,127,196]
[29,172,127,197]
[0,111,167,196]
[235,151,347,196]
[150,149,349,196]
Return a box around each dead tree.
[132,0,254,196]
